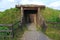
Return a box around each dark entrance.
[23,10,37,24]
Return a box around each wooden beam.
[0,30,12,32]
[23,7,38,10]
[0,24,12,27]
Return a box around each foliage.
[0,8,21,24]
[0,26,10,39]
[41,7,60,22]
[0,8,21,40]
[46,24,60,40]
[0,8,28,40]
[40,7,60,40]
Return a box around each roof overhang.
[16,4,45,8]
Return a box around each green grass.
[0,8,25,40]
[40,7,60,40]
[0,26,11,40]
[0,8,21,24]
[0,26,9,35]
[0,7,60,40]
[13,24,28,40]
[45,24,60,40]
[41,7,60,22]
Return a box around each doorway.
[23,10,37,24]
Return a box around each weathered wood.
[0,30,12,32]
[12,21,21,26]
[16,4,45,26]
[16,5,45,8]
[20,7,23,24]
[23,7,38,10]
[0,24,12,26]
[11,25,14,38]
[0,21,21,38]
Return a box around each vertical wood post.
[11,24,14,38]
[21,7,23,22]
[37,7,40,27]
